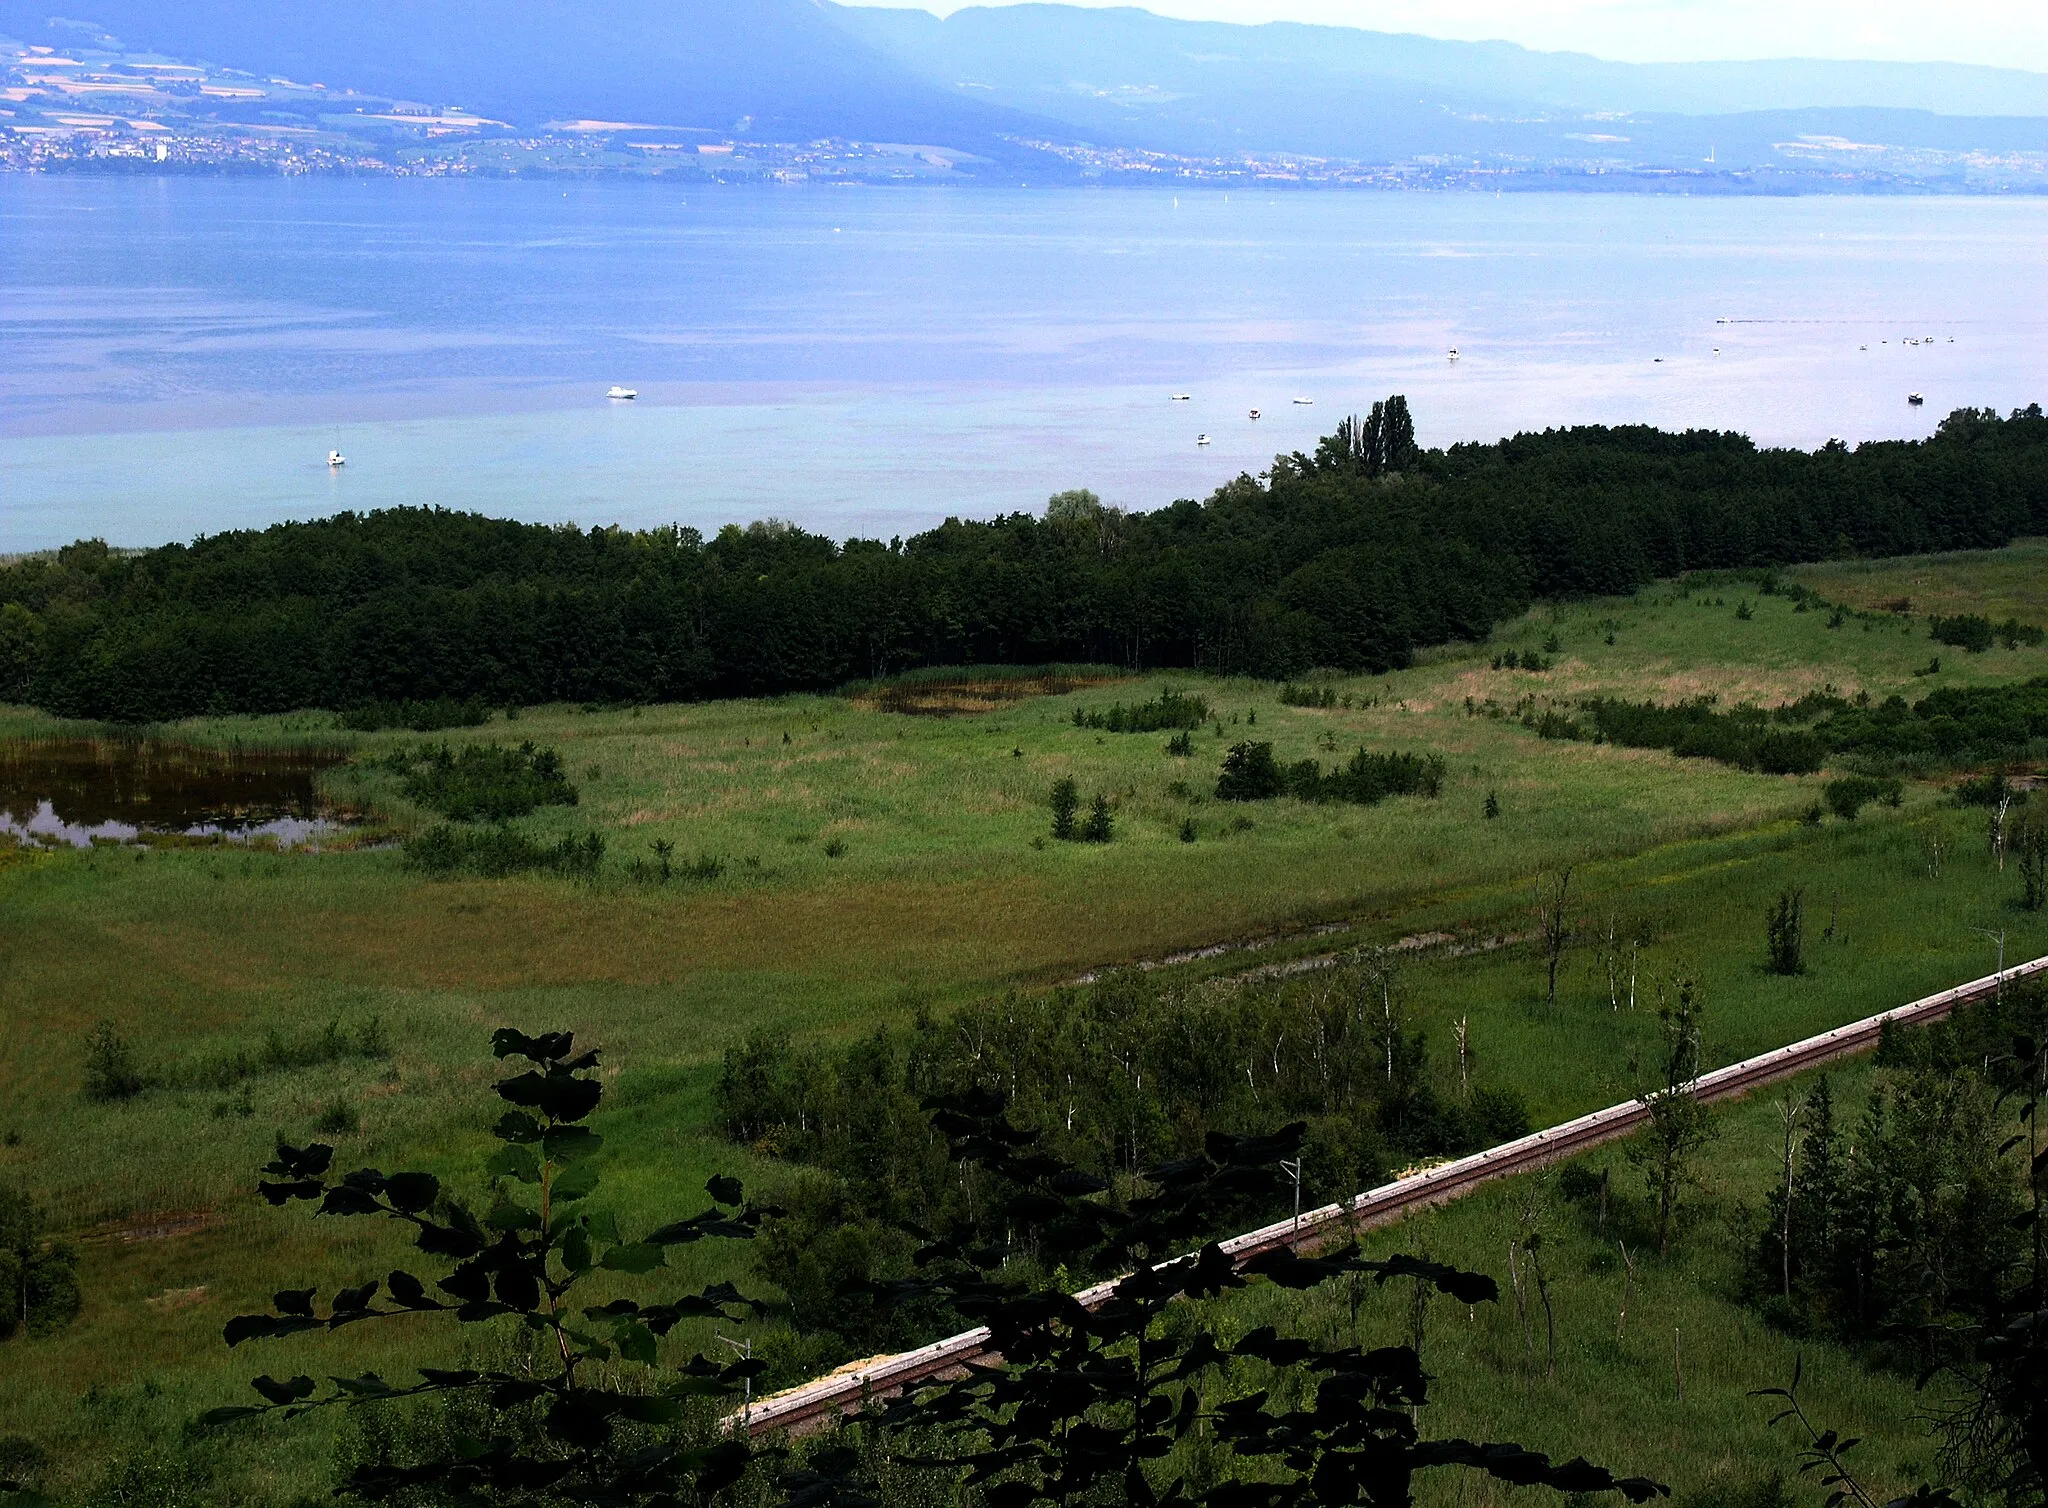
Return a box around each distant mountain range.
[5,0,2047,180]
[835,5,2048,122]
[0,0,1033,147]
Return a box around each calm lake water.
[3,178,2046,553]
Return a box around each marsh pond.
[0,739,349,848]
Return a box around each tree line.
[4,404,2047,721]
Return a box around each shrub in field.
[386,741,576,821]
[1765,889,1806,976]
[1825,776,1901,821]
[1217,740,1285,800]
[0,1184,81,1339]
[199,1029,768,1506]
[1629,979,1715,1255]
[1930,614,1997,653]
[82,1020,145,1102]
[1582,699,1826,775]
[1081,792,1115,843]
[1048,778,1079,840]
[1072,688,1209,732]
[2021,825,2047,911]
[405,824,604,879]
[188,1017,390,1091]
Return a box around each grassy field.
[1,547,2045,1503]
[1792,536,2048,625]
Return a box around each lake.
[3,178,2045,554]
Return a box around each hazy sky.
[866,0,2048,72]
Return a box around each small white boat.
[1447,347,1460,361]
[1196,434,1212,446]
[606,385,638,400]
[1292,397,1313,405]
[1248,408,1261,421]
[326,450,346,468]
[1653,357,1664,363]
[1171,393,1191,401]
[1712,347,1721,355]
[1908,393,1925,406]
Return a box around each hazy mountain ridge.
[831,4,2048,121]
[4,0,2047,184]
[0,0,1051,148]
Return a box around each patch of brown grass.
[856,674,1120,718]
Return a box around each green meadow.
[2,548,2046,1503]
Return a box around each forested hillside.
[3,404,2045,721]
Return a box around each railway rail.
[741,954,2047,1437]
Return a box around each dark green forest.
[4,404,2047,721]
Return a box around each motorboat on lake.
[1248,408,1260,420]
[326,450,346,468]
[1908,393,1925,406]
[1196,434,1211,445]
[1293,397,1313,405]
[607,385,638,400]
[1172,393,1191,401]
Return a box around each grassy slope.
[1791,535,2048,625]
[1,549,2045,1499]
[1236,1058,1943,1508]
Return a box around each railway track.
[742,954,2047,1437]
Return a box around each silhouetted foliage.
[797,1090,1667,1508]
[200,1028,770,1506]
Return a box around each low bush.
[1581,699,1826,775]
[1219,741,1445,804]
[1072,688,1210,732]
[1925,613,2041,654]
[385,741,577,821]
[404,824,605,878]
[82,1020,146,1102]
[186,1017,390,1091]
[0,1184,82,1339]
[1824,775,1902,820]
